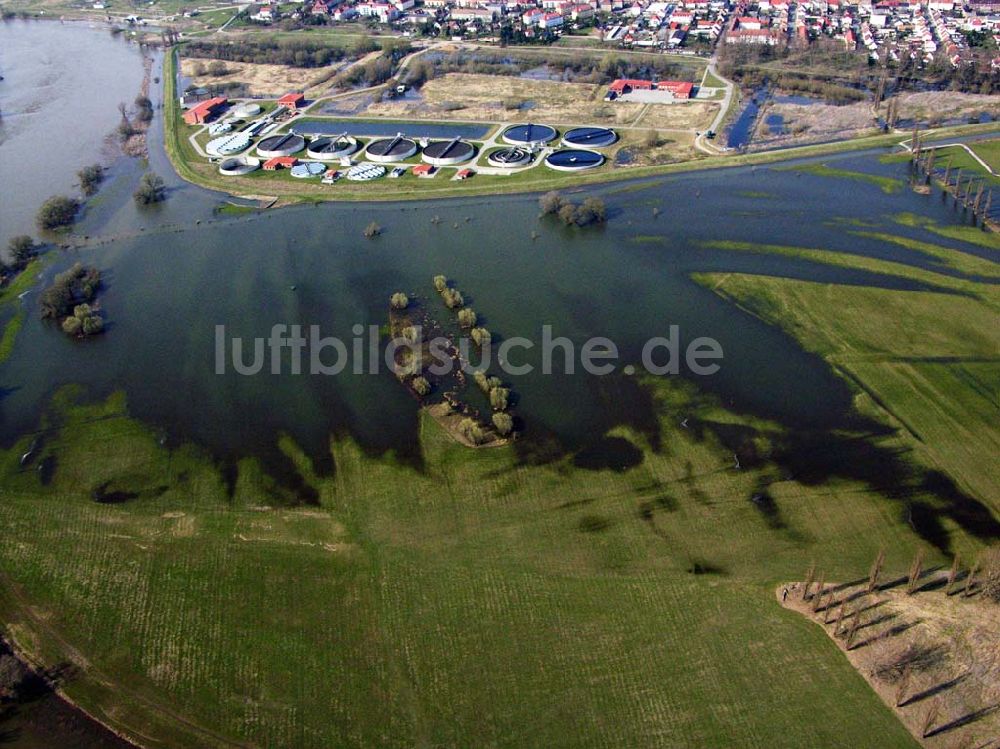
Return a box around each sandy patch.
[896,91,1000,124]
[780,574,1000,747]
[366,72,643,126]
[634,101,719,132]
[180,58,338,98]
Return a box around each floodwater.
[2,21,999,574]
[726,88,765,148]
[0,21,146,249]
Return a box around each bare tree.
[846,608,863,650]
[981,546,1000,602]
[920,700,939,738]
[965,561,979,597]
[894,665,911,707]
[802,562,815,601]
[946,553,961,596]
[868,548,885,593]
[907,549,925,595]
[812,573,826,613]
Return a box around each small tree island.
[40,263,105,338]
[36,195,80,231]
[539,191,607,227]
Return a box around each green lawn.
[701,68,727,89]
[0,375,931,748]
[5,212,1000,746]
[696,216,1000,525]
[781,163,904,194]
[0,258,45,364]
[928,140,1000,185]
[970,137,1000,172]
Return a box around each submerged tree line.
[387,276,517,445]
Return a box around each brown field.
[896,90,1000,125]
[180,58,340,98]
[764,100,874,144]
[760,90,1000,149]
[364,72,716,130]
[613,129,701,167]
[633,100,719,132]
[781,570,1000,748]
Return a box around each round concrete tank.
[502,123,557,146]
[256,133,306,158]
[421,137,475,166]
[364,134,418,163]
[486,147,532,168]
[544,149,605,171]
[306,135,359,160]
[561,126,617,149]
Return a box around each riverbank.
[162,50,1000,205]
[0,628,136,749]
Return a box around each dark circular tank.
[502,123,557,145]
[561,127,617,148]
[255,133,305,158]
[421,138,475,165]
[365,135,418,162]
[544,149,605,170]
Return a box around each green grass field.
[1,379,933,748]
[3,205,999,745]
[781,163,904,194]
[969,138,1000,171]
[0,258,44,364]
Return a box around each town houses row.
[723,0,998,67]
[246,0,999,63]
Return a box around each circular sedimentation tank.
[206,131,252,156]
[306,135,359,160]
[561,126,617,149]
[421,137,475,166]
[208,121,233,136]
[347,163,387,181]
[290,162,327,179]
[256,133,306,158]
[502,123,557,146]
[486,147,532,168]
[218,156,260,176]
[364,134,418,163]
[234,102,262,118]
[545,149,605,171]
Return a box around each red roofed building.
[608,79,693,98]
[412,163,435,177]
[657,80,693,98]
[183,96,228,125]
[608,78,655,94]
[456,168,474,179]
[263,156,298,170]
[277,92,306,109]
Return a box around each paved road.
[694,54,734,155]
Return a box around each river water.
[0,21,146,249]
[0,21,998,744]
